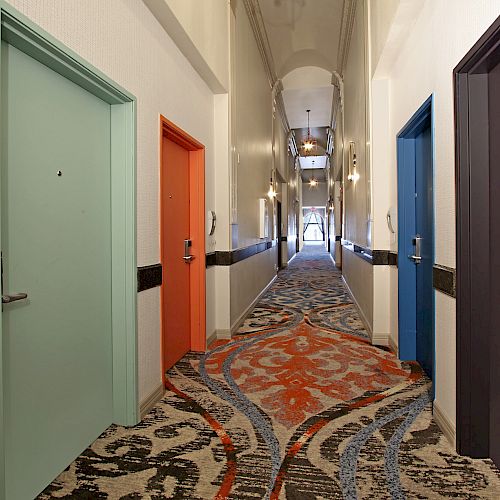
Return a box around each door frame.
[159,116,206,382]
[397,95,435,375]
[455,15,500,459]
[0,6,138,496]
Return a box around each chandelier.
[301,109,317,156]
[309,160,318,188]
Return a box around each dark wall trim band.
[280,236,288,242]
[137,264,162,292]
[341,240,398,266]
[206,240,275,267]
[433,264,456,298]
[335,235,342,242]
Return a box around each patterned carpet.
[40,244,500,499]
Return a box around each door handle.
[2,292,28,304]
[409,235,422,264]
[184,239,194,264]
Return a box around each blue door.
[397,97,435,383]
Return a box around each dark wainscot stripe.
[280,236,288,242]
[137,264,162,292]
[206,240,274,267]
[335,235,342,242]
[433,264,456,298]
[206,252,216,267]
[341,240,398,266]
[341,240,373,264]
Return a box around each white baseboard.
[288,252,297,265]
[433,399,456,449]
[342,276,373,338]
[206,330,217,348]
[215,328,231,339]
[229,275,278,335]
[388,335,398,355]
[371,332,390,347]
[140,383,165,419]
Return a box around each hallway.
[39,246,499,499]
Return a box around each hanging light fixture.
[301,109,317,155]
[309,160,318,188]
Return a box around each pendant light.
[301,109,317,155]
[309,160,318,188]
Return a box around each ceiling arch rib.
[279,50,332,78]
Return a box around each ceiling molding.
[243,0,291,134]
[337,0,357,75]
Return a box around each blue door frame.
[397,96,435,387]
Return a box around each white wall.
[343,0,370,248]
[342,250,373,330]
[369,0,399,76]
[370,0,500,431]
[6,0,219,404]
[232,0,273,249]
[143,0,230,93]
[227,0,288,327]
[342,0,374,331]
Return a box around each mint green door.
[2,41,113,500]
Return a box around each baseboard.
[433,399,456,449]
[140,383,165,420]
[230,275,278,335]
[215,328,231,339]
[388,335,398,355]
[288,252,297,265]
[206,330,217,348]
[341,276,374,338]
[371,332,390,347]
[329,253,335,266]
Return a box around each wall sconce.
[268,177,276,199]
[328,197,334,212]
[347,141,359,182]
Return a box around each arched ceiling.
[258,0,344,78]
[258,0,345,133]
[257,0,349,181]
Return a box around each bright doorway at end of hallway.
[160,116,206,376]
[303,207,326,242]
[397,96,435,387]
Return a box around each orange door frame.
[160,116,206,381]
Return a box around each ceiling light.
[301,109,317,156]
[309,160,318,188]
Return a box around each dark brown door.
[455,15,500,466]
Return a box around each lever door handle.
[2,292,28,304]
[183,239,194,263]
[409,235,422,264]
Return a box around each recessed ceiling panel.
[299,155,327,169]
[283,86,334,128]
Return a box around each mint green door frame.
[0,5,138,498]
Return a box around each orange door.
[162,135,191,370]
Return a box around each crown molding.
[243,0,291,134]
[337,0,357,75]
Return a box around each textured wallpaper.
[6,0,217,401]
